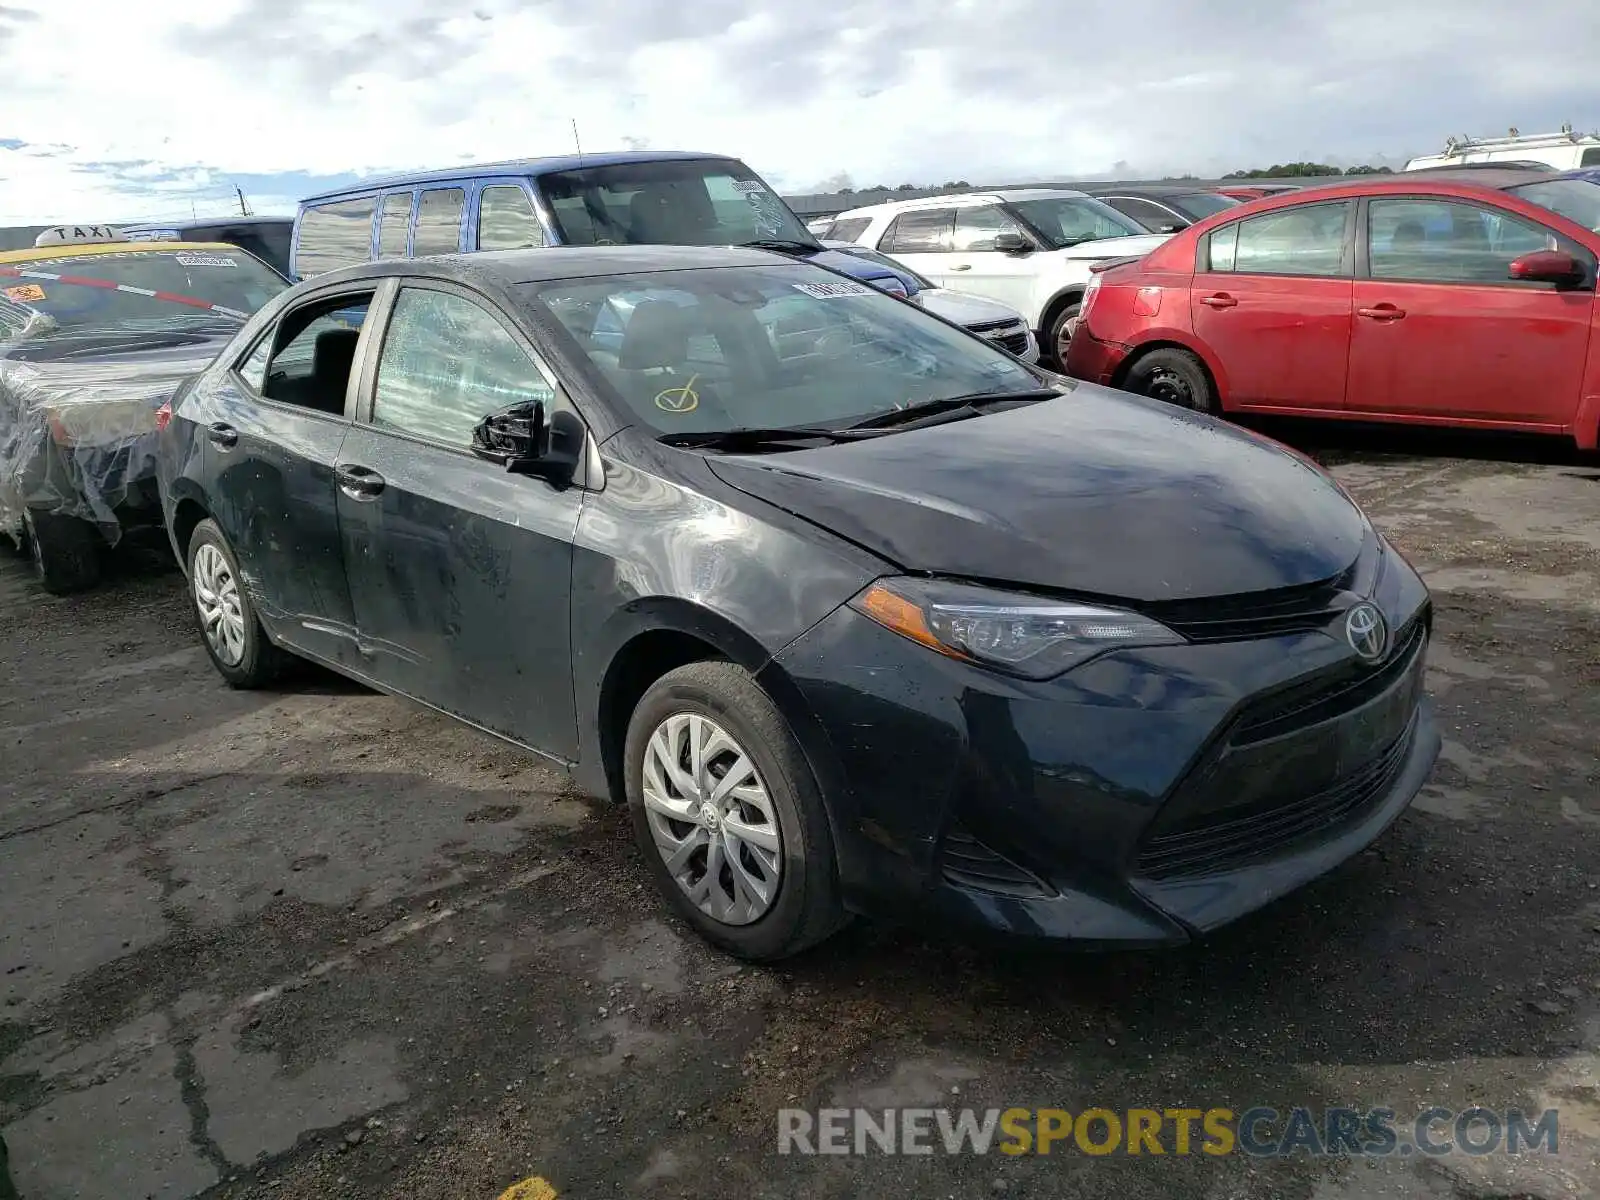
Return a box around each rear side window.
[880,209,954,253]
[1211,201,1350,277]
[477,186,546,251]
[296,199,376,275]
[1105,197,1183,231]
[413,188,466,257]
[825,217,870,243]
[378,193,412,258]
[371,288,554,448]
[248,294,375,416]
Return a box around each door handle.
[206,422,239,449]
[949,263,972,271]
[1200,294,1237,309]
[335,463,386,500]
[1357,304,1406,321]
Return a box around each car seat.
[310,328,360,415]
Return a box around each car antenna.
[572,118,584,167]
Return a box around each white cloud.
[1,0,1596,223]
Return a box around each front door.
[943,204,1038,312]
[1346,196,1596,427]
[1190,200,1355,411]
[336,282,583,760]
[202,288,378,667]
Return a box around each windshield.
[1509,178,1600,233]
[1169,192,1241,220]
[1009,197,1148,247]
[524,263,1042,436]
[536,159,820,251]
[0,248,287,342]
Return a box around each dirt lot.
[2,426,1599,1200]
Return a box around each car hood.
[913,288,1026,327]
[804,247,903,286]
[1058,233,1169,260]
[704,385,1368,603]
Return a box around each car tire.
[624,661,846,961]
[1122,347,1215,413]
[186,518,286,688]
[23,508,101,594]
[1047,302,1082,370]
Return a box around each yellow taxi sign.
[35,224,125,248]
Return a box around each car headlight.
[850,577,1185,680]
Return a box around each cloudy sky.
[1,0,1596,223]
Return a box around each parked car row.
[0,146,1444,962]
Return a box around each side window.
[952,205,1023,252]
[371,288,554,448]
[1229,201,1350,277]
[1107,197,1182,230]
[880,209,954,254]
[413,188,466,257]
[1206,223,1239,272]
[255,294,374,416]
[236,335,272,391]
[378,193,412,258]
[1582,148,1600,167]
[295,198,376,276]
[1368,198,1557,284]
[477,186,547,251]
[825,217,870,243]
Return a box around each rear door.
[1191,200,1355,411]
[874,208,955,287]
[199,283,385,668]
[943,204,1039,311]
[1345,196,1596,427]
[335,281,583,758]
[411,186,467,257]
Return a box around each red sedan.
[1066,170,1600,449]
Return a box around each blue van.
[290,151,909,295]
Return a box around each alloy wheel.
[192,543,247,666]
[641,712,783,925]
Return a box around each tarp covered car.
[0,231,288,591]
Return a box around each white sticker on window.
[792,280,875,299]
[732,180,767,194]
[175,254,238,268]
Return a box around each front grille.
[968,317,1018,333]
[941,823,1055,898]
[1145,573,1358,643]
[1231,615,1427,745]
[984,328,1031,355]
[1134,718,1415,880]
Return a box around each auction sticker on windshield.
[793,280,874,299]
[3,284,45,302]
[174,254,238,268]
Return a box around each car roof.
[1083,185,1213,197]
[300,244,791,290]
[836,187,1091,218]
[1272,170,1556,202]
[120,216,291,230]
[302,151,740,203]
[0,240,246,265]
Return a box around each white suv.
[830,189,1169,364]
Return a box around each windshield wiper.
[739,238,821,255]
[842,388,1061,431]
[659,426,868,452]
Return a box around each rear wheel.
[187,519,286,688]
[1047,301,1082,369]
[625,661,845,961]
[23,508,101,594]
[1122,347,1215,413]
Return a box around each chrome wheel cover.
[641,712,783,925]
[192,543,247,666]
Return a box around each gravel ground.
[2,425,1598,1200]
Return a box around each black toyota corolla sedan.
[157,245,1439,960]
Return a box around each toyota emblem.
[1344,603,1388,662]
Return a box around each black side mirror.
[471,400,585,486]
[992,231,1032,255]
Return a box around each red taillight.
[155,400,172,432]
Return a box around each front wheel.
[625,661,846,961]
[24,508,101,594]
[187,518,286,688]
[1047,302,1082,370]
[1121,347,1215,413]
